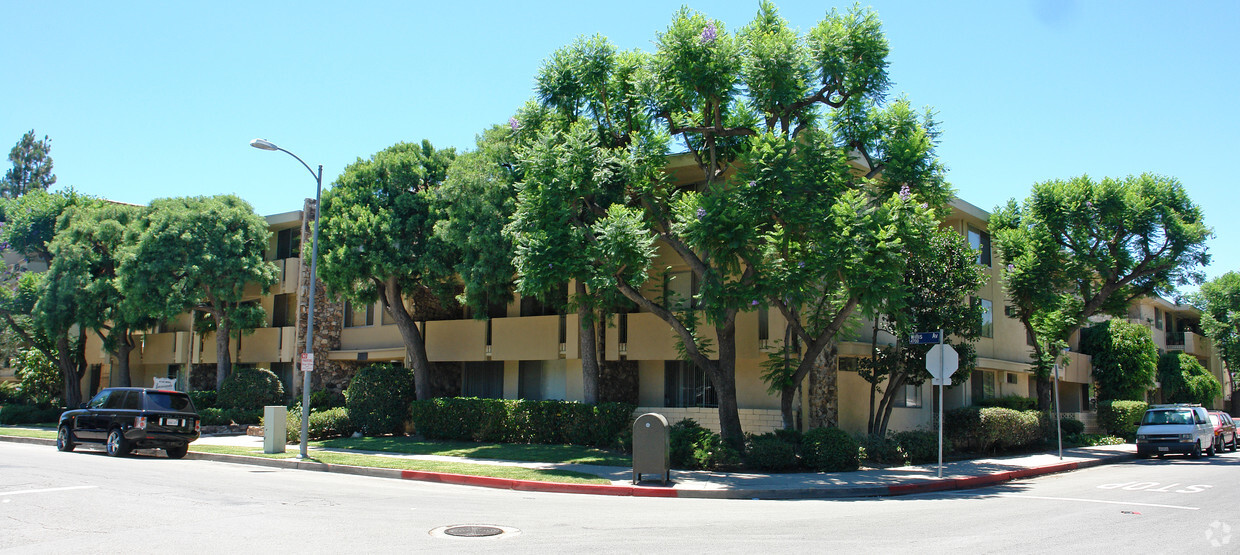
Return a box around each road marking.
[0,485,98,497]
[998,493,1198,510]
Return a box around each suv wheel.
[1231,435,1238,452]
[165,445,188,459]
[105,429,130,457]
[56,426,75,452]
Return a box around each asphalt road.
[2,442,1238,553]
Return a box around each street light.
[250,138,322,459]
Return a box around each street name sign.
[910,331,941,345]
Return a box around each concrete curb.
[0,434,1135,500]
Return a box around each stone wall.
[294,198,349,396]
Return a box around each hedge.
[803,427,859,472]
[409,397,635,449]
[0,404,62,425]
[346,364,416,436]
[1097,400,1148,439]
[217,367,284,410]
[198,407,262,427]
[285,407,356,444]
[945,406,1043,452]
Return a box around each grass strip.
[190,444,612,484]
[0,426,56,439]
[315,436,631,467]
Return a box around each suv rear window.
[1142,410,1194,425]
[145,392,194,412]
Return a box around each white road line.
[0,485,98,497]
[998,493,1198,510]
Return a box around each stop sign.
[926,343,959,381]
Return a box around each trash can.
[263,405,287,454]
[632,413,670,485]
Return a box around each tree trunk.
[214,308,232,390]
[809,347,840,429]
[577,281,599,405]
[876,372,907,437]
[111,329,135,388]
[56,333,83,408]
[379,279,432,400]
[1037,377,1053,412]
[866,324,880,435]
[713,322,744,452]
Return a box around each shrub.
[802,426,859,472]
[188,390,217,410]
[346,364,416,436]
[859,433,903,464]
[1097,400,1148,439]
[892,430,941,464]
[0,381,20,404]
[976,394,1037,411]
[669,419,717,469]
[217,367,284,410]
[15,349,60,406]
[1042,414,1085,436]
[0,404,62,425]
[744,433,799,471]
[946,407,1043,452]
[310,389,346,410]
[1067,433,1125,447]
[408,397,635,448]
[286,407,356,443]
[198,407,262,426]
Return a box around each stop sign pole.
[924,331,960,478]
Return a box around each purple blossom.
[1007,264,1015,272]
[696,207,706,220]
[748,180,756,188]
[899,184,911,201]
[509,117,521,131]
[920,203,928,209]
[1086,200,1094,208]
[751,300,759,306]
[798,262,805,268]
[700,21,717,44]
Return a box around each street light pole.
[250,138,321,459]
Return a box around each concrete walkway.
[2,430,1136,500]
[190,434,1136,499]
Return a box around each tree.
[39,202,153,387]
[991,174,1211,410]
[119,196,277,389]
[508,3,948,448]
[1157,352,1221,407]
[1078,318,1157,401]
[0,190,91,406]
[856,228,986,436]
[2,130,57,198]
[1192,271,1240,412]
[317,141,458,401]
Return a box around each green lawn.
[0,426,56,439]
[315,436,632,467]
[190,444,611,484]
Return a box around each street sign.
[301,352,314,373]
[926,343,959,381]
[911,331,941,345]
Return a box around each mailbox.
[632,412,670,485]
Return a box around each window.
[344,301,374,327]
[967,226,991,266]
[1004,305,1019,318]
[520,283,567,316]
[758,304,769,343]
[272,294,296,327]
[971,370,996,402]
[271,362,293,397]
[518,361,544,400]
[1155,308,1163,330]
[893,383,922,408]
[275,228,301,260]
[977,298,993,338]
[664,271,699,311]
[462,362,504,399]
[664,361,717,408]
[1006,372,1018,385]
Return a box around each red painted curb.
[396,469,679,497]
[887,481,957,495]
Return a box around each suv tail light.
[135,416,147,430]
[194,419,200,433]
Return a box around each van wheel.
[106,429,130,457]
[1191,440,1202,458]
[1206,440,1217,457]
[56,426,75,452]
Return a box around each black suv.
[57,387,200,458]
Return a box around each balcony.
[140,331,192,365]
[193,327,296,364]
[1166,331,1209,357]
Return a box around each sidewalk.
[190,434,1136,499]
[0,430,1135,500]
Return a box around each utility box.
[263,405,287,454]
[632,413,670,485]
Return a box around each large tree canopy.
[1192,271,1240,411]
[1079,318,1158,401]
[992,173,1211,409]
[119,195,277,389]
[2,130,56,199]
[317,140,460,401]
[507,2,949,447]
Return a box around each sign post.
[1054,347,1069,460]
[924,331,958,478]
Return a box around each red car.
[1208,411,1237,452]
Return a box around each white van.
[1135,404,1217,458]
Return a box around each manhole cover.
[430,524,520,540]
[444,526,504,538]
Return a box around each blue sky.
[3,1,1237,288]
